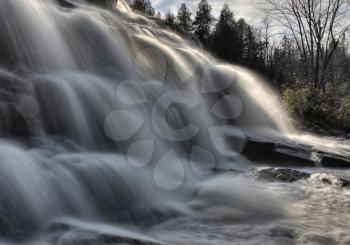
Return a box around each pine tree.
[177,4,192,33]
[129,0,155,16]
[212,3,239,61]
[165,12,176,24]
[193,0,214,47]
[245,25,265,71]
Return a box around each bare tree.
[261,15,274,69]
[265,0,350,91]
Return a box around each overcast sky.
[152,0,264,26]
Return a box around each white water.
[0,0,349,244]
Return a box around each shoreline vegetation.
[124,0,350,135]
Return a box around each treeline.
[128,0,267,73]
[127,0,350,132]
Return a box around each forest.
[128,0,350,133]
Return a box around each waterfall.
[0,0,348,243]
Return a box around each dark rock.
[87,0,118,8]
[212,167,243,175]
[251,168,311,183]
[320,155,350,168]
[319,176,350,188]
[56,0,77,8]
[242,140,315,167]
[56,0,117,9]
[248,167,350,188]
[321,178,332,185]
[240,137,350,168]
[339,179,350,188]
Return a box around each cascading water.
[0,0,349,244]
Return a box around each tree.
[272,35,298,87]
[165,12,176,24]
[212,3,239,61]
[265,0,350,91]
[235,18,247,59]
[323,35,350,95]
[129,0,155,16]
[193,0,215,47]
[261,16,274,70]
[177,4,193,33]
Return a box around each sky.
[152,0,264,26]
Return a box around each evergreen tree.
[129,0,155,16]
[244,25,265,71]
[177,4,192,33]
[193,0,214,47]
[212,3,239,61]
[165,12,176,24]
[235,18,248,59]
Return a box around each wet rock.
[320,155,350,168]
[212,167,243,175]
[56,0,77,8]
[321,178,332,185]
[248,168,350,188]
[87,0,118,8]
[310,173,350,188]
[241,138,350,168]
[249,168,311,183]
[57,0,117,9]
[336,179,350,188]
[241,140,315,167]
